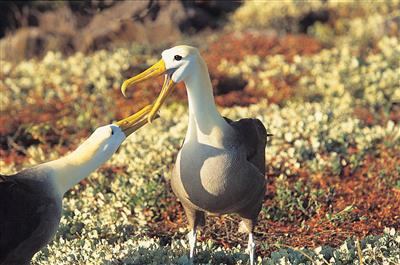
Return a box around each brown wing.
[223,117,267,174]
[0,173,55,264]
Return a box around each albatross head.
[85,124,126,158]
[121,45,205,123]
[48,106,157,196]
[67,104,157,168]
[47,124,124,196]
[83,104,158,160]
[161,45,202,83]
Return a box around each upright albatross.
[0,106,155,265]
[121,45,267,264]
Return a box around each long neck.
[184,60,231,147]
[38,139,111,197]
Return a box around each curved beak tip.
[120,59,172,126]
[121,83,128,98]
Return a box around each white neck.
[37,138,114,197]
[184,60,231,147]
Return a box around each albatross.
[0,105,156,265]
[121,45,267,264]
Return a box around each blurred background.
[0,1,399,264]
[0,1,243,61]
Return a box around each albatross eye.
[174,55,182,61]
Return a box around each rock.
[180,0,242,32]
[74,0,185,52]
[38,6,77,54]
[0,0,242,60]
[0,27,46,61]
[0,6,78,61]
[39,6,76,35]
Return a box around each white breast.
[172,141,257,213]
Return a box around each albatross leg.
[188,228,197,258]
[238,213,258,265]
[182,204,205,259]
[247,232,255,265]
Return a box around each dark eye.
[111,128,114,135]
[174,55,182,61]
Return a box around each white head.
[161,45,205,84]
[121,45,210,122]
[41,124,125,196]
[43,105,156,196]
[65,125,125,179]
[75,104,158,163]
[50,124,126,169]
[79,124,126,162]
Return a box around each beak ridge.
[121,59,167,97]
[115,105,159,136]
[121,58,176,124]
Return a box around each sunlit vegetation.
[0,1,399,264]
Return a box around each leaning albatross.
[121,45,267,264]
[0,105,155,265]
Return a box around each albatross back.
[0,170,62,265]
[224,117,267,174]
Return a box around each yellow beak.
[114,105,158,137]
[121,59,176,123]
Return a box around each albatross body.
[122,45,267,264]
[0,106,154,265]
[172,116,266,220]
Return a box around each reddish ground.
[1,33,323,162]
[146,144,400,256]
[1,33,399,256]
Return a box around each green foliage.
[269,228,400,265]
[326,204,354,224]
[0,1,399,264]
[264,176,324,222]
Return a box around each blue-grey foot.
[247,233,255,265]
[188,229,197,259]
